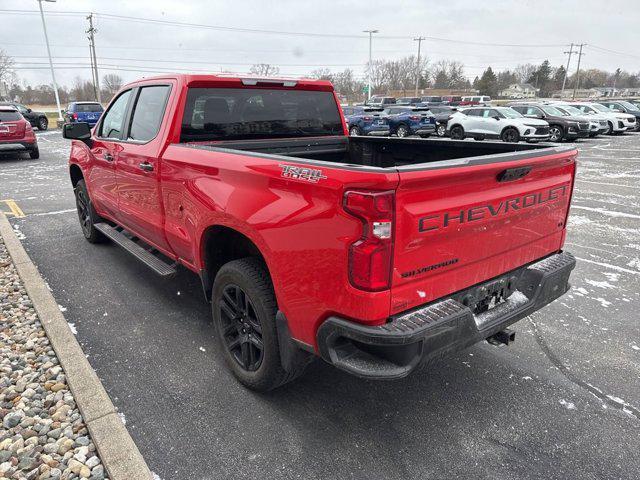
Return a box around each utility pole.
[87,13,101,103]
[572,43,586,100]
[413,36,425,96]
[561,43,576,98]
[363,29,378,101]
[37,0,63,122]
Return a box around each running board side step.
[94,223,177,277]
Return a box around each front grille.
[629,117,636,123]
[579,122,589,131]
[535,127,549,135]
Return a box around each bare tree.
[102,74,123,98]
[514,64,537,84]
[0,49,16,97]
[310,68,333,80]
[249,64,280,76]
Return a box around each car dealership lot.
[1,131,639,479]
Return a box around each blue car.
[382,106,436,138]
[64,102,104,126]
[342,106,390,136]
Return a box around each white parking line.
[576,179,636,189]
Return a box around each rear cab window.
[180,87,343,142]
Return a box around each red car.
[63,74,577,391]
[0,105,39,159]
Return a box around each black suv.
[0,102,49,131]
[598,101,640,131]
[509,103,589,142]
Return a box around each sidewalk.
[0,213,152,480]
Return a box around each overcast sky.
[2,0,639,88]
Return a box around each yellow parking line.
[0,199,25,218]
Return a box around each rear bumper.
[0,141,37,152]
[317,251,576,379]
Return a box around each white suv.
[567,102,635,134]
[447,106,550,143]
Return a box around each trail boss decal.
[418,184,570,233]
[280,164,327,183]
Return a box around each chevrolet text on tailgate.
[63,74,577,391]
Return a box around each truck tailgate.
[391,148,577,314]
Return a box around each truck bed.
[185,136,573,171]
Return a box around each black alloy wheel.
[38,117,48,131]
[218,284,264,372]
[501,128,520,143]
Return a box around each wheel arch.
[500,125,520,136]
[199,224,271,302]
[69,163,84,188]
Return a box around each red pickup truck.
[64,74,577,391]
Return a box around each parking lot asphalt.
[1,131,639,480]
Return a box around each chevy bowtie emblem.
[279,164,327,183]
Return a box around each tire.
[501,127,520,143]
[37,117,48,131]
[28,147,39,159]
[548,125,564,142]
[74,179,105,243]
[449,125,465,140]
[212,258,305,391]
[349,126,361,136]
[607,121,614,135]
[396,124,410,138]
[436,124,446,137]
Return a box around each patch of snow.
[58,304,67,312]
[626,258,640,270]
[522,376,532,381]
[568,215,592,226]
[632,345,640,351]
[573,287,588,296]
[152,473,163,480]
[199,346,206,352]
[594,297,612,308]
[575,257,640,276]
[602,272,620,283]
[12,225,26,240]
[118,412,126,425]
[585,279,616,290]
[67,322,77,335]
[571,205,640,220]
[559,399,576,410]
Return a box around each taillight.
[343,190,395,291]
[362,116,372,121]
[72,113,78,120]
[409,115,420,120]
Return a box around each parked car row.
[363,94,491,108]
[344,97,640,144]
[343,105,436,137]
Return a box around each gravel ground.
[0,237,107,480]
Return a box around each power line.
[0,9,570,47]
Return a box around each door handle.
[103,153,113,161]
[139,162,154,172]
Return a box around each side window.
[526,107,541,116]
[466,109,480,117]
[17,105,29,114]
[487,109,501,118]
[128,85,171,142]
[98,90,132,140]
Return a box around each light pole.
[413,37,425,96]
[363,29,378,101]
[37,0,63,122]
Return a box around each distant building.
[498,83,538,99]
[553,88,606,99]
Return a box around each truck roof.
[122,73,335,91]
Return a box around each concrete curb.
[0,212,153,480]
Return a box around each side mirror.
[63,122,92,146]
[493,116,501,121]
[27,108,32,113]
